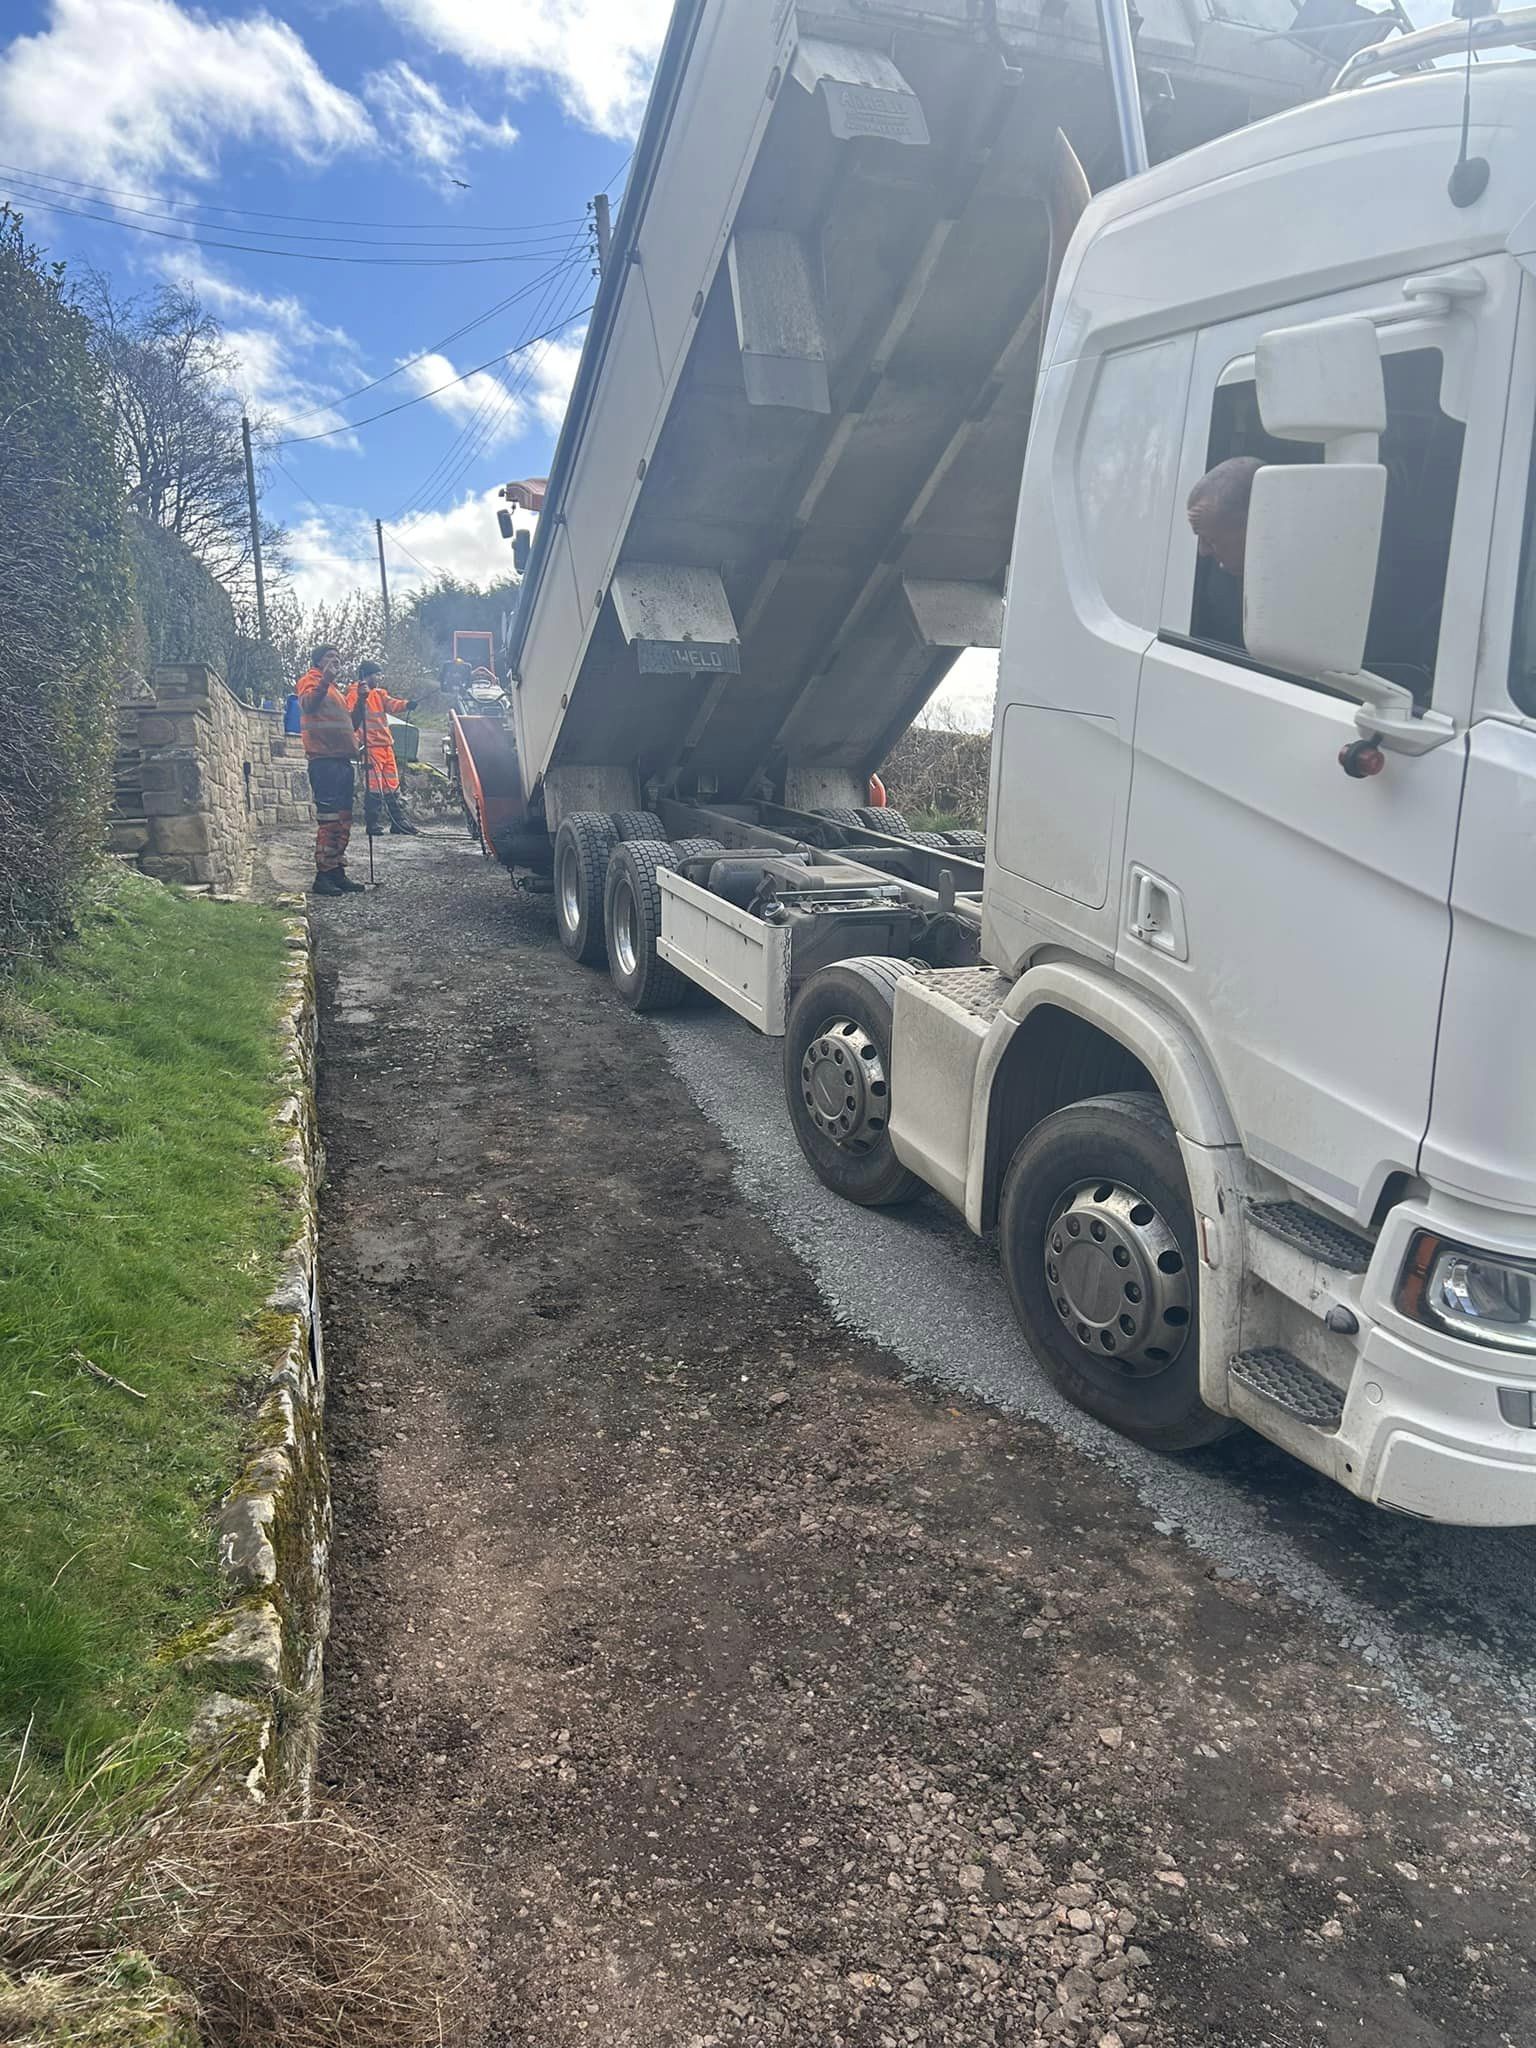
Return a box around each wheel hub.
[612,875,639,977]
[557,844,581,933]
[800,1017,888,1150]
[1044,1180,1191,1377]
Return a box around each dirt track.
[304,826,1534,2048]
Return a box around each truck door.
[1122,266,1516,1225]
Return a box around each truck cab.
[886,57,1536,1521]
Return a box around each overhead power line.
[0,171,583,250]
[274,304,594,446]
[0,159,583,234]
[4,188,578,266]
[390,228,587,523]
[280,255,584,429]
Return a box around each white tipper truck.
[468,0,1536,1525]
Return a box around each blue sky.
[0,0,671,610]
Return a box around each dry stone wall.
[112,663,312,892]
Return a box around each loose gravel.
[655,1014,1536,1807]
[292,829,1536,2048]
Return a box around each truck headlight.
[1399,1233,1536,1354]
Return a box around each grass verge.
[0,871,295,1775]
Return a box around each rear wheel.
[999,1092,1230,1451]
[909,830,951,849]
[611,810,666,842]
[553,811,619,965]
[855,805,910,836]
[784,959,922,1206]
[814,806,865,828]
[604,840,689,1011]
[667,835,724,868]
[942,829,986,851]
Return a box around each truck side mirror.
[497,508,515,539]
[1243,463,1386,681]
[512,530,531,575]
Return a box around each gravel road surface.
[298,826,1535,2048]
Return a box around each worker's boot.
[332,870,367,894]
[312,871,346,897]
[386,793,420,835]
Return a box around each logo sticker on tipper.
[636,640,742,675]
[821,82,927,147]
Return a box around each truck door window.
[1510,429,1536,716]
[1190,347,1464,706]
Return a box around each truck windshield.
[1510,432,1536,716]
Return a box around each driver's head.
[1187,456,1263,577]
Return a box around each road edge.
[189,897,331,1802]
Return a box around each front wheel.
[999,1092,1231,1452]
[784,960,922,1206]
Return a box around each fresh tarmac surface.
[292,823,1536,2048]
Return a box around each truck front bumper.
[1344,1324,1536,1525]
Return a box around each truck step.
[1230,1346,1345,1431]
[918,966,1010,1022]
[1248,1200,1373,1273]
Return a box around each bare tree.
[82,275,284,589]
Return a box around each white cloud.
[377,0,670,138]
[152,250,364,441]
[362,61,518,182]
[531,329,584,434]
[923,648,997,733]
[284,506,382,608]
[393,487,522,588]
[0,0,370,186]
[402,351,528,447]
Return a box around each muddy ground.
[297,826,1534,2048]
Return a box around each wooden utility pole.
[375,518,392,637]
[593,191,612,275]
[241,414,269,644]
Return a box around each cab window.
[1191,347,1463,706]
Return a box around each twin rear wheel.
[551,812,723,1011]
[784,965,1220,1451]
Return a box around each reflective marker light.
[1399,1233,1536,1355]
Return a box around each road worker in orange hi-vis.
[295,643,365,897]
[346,660,420,838]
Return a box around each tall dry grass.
[0,1733,477,2048]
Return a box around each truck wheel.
[942,829,986,851]
[909,830,951,849]
[814,807,865,828]
[604,840,689,1011]
[668,836,724,869]
[553,811,619,965]
[611,810,666,842]
[855,806,910,836]
[784,960,922,1207]
[999,1092,1231,1452]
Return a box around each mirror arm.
[1320,667,1459,756]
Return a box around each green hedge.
[0,209,131,966]
[127,516,279,705]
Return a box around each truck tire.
[784,959,923,1206]
[553,811,619,965]
[942,829,986,851]
[668,836,724,871]
[998,1092,1232,1452]
[855,806,911,836]
[604,840,689,1011]
[814,807,865,828]
[611,810,666,842]
[909,830,951,849]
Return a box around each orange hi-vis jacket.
[295,667,359,759]
[345,682,410,791]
